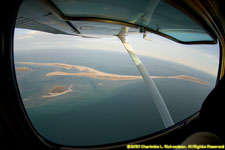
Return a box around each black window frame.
[0,0,223,149]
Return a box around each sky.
[14,28,219,76]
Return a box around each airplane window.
[14,27,219,146]
[50,0,215,43]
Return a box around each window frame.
[0,0,224,149]
[45,0,217,45]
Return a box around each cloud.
[15,30,46,40]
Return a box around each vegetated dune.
[42,85,73,98]
[16,62,208,85]
[51,86,67,93]
[16,67,32,72]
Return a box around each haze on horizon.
[14,28,219,76]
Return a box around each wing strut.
[117,27,174,128]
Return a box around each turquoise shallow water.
[14,49,216,146]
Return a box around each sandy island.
[16,67,32,72]
[16,62,208,85]
[41,85,73,98]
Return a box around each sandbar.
[16,62,208,85]
[46,71,142,80]
[42,85,73,98]
[16,67,32,72]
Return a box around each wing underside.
[16,0,216,43]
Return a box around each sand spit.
[16,67,32,72]
[153,75,208,85]
[42,85,73,98]
[16,62,208,85]
[16,62,95,72]
[46,72,208,85]
[46,71,142,80]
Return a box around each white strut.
[117,27,174,128]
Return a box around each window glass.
[51,0,214,42]
[14,28,219,146]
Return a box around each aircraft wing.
[16,0,216,43]
[16,0,139,38]
[16,0,78,35]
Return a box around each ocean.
[14,48,216,146]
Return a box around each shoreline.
[16,67,32,72]
[41,85,73,98]
[16,62,208,85]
